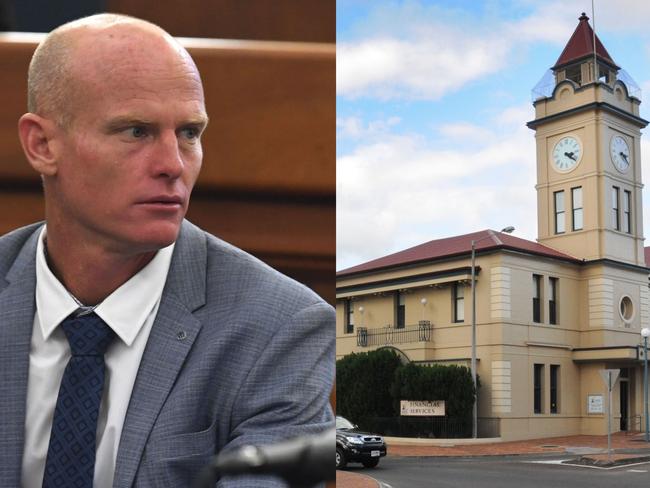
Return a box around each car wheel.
[336,447,347,469]
[362,458,380,468]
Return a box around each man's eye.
[181,127,200,140]
[129,126,147,138]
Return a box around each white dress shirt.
[21,227,175,488]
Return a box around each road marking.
[378,482,393,488]
[525,459,650,471]
[540,461,648,471]
[527,459,571,465]
[627,469,647,473]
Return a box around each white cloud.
[336,104,538,270]
[587,1,650,33]
[337,1,650,102]
[513,0,650,35]
[337,33,511,100]
[337,116,401,140]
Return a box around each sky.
[336,0,650,271]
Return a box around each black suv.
[336,416,387,469]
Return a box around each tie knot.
[61,312,115,356]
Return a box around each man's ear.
[17,113,60,176]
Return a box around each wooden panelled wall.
[107,0,335,43]
[0,34,335,303]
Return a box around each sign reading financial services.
[400,400,445,416]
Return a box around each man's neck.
[44,235,156,306]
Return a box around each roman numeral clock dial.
[551,136,582,173]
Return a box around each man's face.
[48,30,208,255]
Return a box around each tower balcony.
[532,68,641,103]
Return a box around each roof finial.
[579,12,589,21]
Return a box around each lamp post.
[642,327,650,442]
[471,226,514,438]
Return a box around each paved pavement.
[388,431,650,457]
[335,470,380,488]
[336,432,650,488]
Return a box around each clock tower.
[528,13,648,266]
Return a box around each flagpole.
[592,0,597,83]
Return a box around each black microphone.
[195,428,335,488]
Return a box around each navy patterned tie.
[42,312,115,488]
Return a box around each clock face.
[552,136,582,172]
[610,135,630,173]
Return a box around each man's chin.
[125,223,182,253]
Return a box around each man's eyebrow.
[104,117,155,131]
[186,115,209,128]
[104,115,209,131]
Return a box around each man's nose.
[152,131,184,179]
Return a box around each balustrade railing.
[356,321,432,347]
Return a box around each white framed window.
[554,191,565,234]
[345,299,354,334]
[571,187,583,231]
[619,295,634,325]
[623,190,631,233]
[453,283,464,323]
[612,187,620,230]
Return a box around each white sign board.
[400,400,445,416]
[587,394,603,414]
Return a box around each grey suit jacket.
[0,220,335,487]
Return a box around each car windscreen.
[336,416,356,429]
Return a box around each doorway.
[619,368,629,431]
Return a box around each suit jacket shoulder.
[202,226,326,315]
[0,222,43,285]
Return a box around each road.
[344,455,650,488]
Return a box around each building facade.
[336,14,650,441]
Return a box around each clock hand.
[620,152,629,163]
[564,151,576,161]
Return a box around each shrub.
[336,348,401,421]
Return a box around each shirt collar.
[35,226,175,346]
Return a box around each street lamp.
[471,226,514,438]
[642,327,650,442]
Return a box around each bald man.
[0,14,334,488]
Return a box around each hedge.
[336,348,477,436]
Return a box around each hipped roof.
[338,230,580,277]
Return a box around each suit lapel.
[0,229,40,485]
[113,221,207,487]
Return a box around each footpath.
[336,432,650,488]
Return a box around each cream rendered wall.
[335,293,399,358]
[579,263,649,348]
[336,260,470,360]
[497,348,582,440]
[480,253,585,440]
